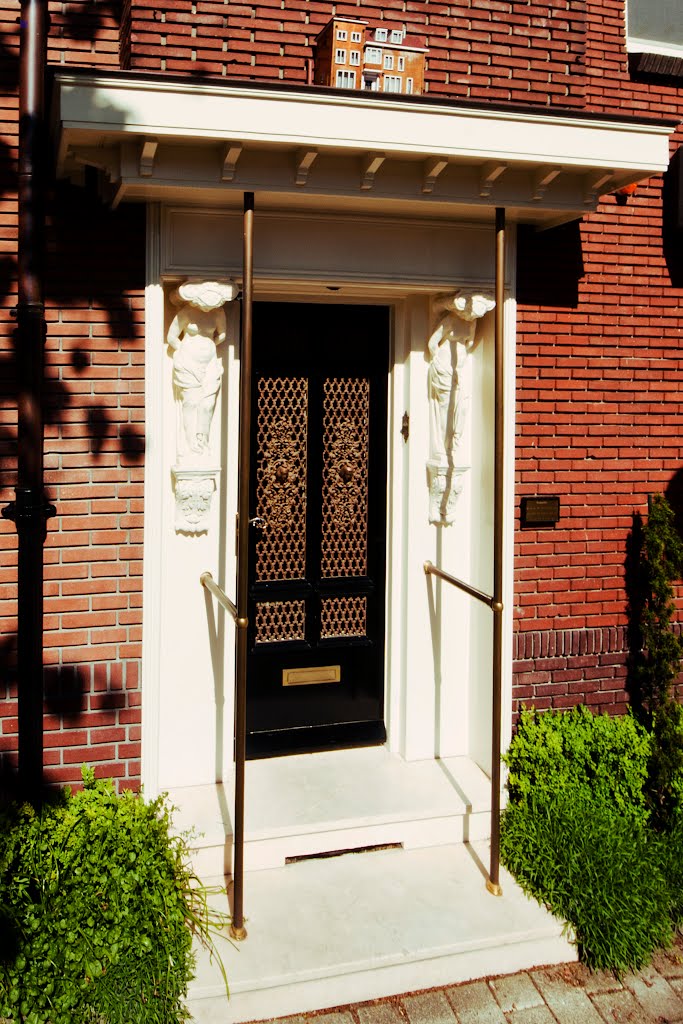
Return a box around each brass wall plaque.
[282,665,341,687]
[520,496,560,528]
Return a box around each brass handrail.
[423,562,501,612]
[198,192,255,944]
[424,557,504,897]
[200,569,247,938]
[200,572,237,622]
[423,208,506,900]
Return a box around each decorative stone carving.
[166,279,237,534]
[427,289,495,525]
[172,468,217,534]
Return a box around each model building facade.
[314,17,427,95]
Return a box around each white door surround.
[50,72,669,801]
[141,205,516,796]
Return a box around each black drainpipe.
[2,0,55,801]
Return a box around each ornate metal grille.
[255,600,306,644]
[255,377,308,581]
[320,377,370,578]
[320,596,367,639]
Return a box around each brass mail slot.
[282,665,341,687]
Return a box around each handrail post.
[487,207,506,898]
[230,192,254,941]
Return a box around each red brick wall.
[511,2,683,713]
[122,0,587,108]
[2,0,683,781]
[0,8,146,789]
[514,127,683,714]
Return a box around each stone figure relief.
[166,279,238,533]
[427,289,495,525]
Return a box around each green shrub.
[500,786,674,974]
[504,705,651,825]
[659,808,683,927]
[0,767,228,1024]
[648,700,683,830]
[629,493,683,827]
[632,493,683,722]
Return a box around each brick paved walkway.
[261,938,683,1024]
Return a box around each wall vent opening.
[285,842,403,865]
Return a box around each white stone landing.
[186,841,576,1024]
[167,750,575,1024]
[168,748,493,877]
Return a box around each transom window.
[383,53,394,70]
[375,28,388,42]
[398,55,405,71]
[366,46,382,64]
[336,29,348,41]
[335,49,346,64]
[383,75,402,93]
[351,31,362,43]
[350,50,361,66]
[390,30,403,44]
[405,77,413,94]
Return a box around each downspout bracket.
[2,486,56,533]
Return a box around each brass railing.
[423,563,498,611]
[424,560,504,898]
[200,571,237,621]
[198,191,255,943]
[424,207,507,900]
[200,571,248,940]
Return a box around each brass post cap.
[486,879,503,897]
[229,923,248,941]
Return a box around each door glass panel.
[320,596,367,639]
[255,376,308,582]
[320,377,370,578]
[255,600,306,644]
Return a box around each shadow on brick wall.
[661,145,683,289]
[516,220,584,308]
[0,68,147,798]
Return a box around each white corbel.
[479,162,507,198]
[221,142,243,182]
[422,156,449,194]
[583,170,614,205]
[532,165,561,201]
[295,148,318,186]
[139,137,158,177]
[361,152,386,191]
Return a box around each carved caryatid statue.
[427,290,495,525]
[167,279,237,533]
[167,279,238,462]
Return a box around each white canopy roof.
[53,70,676,227]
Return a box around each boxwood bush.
[504,705,651,826]
[501,704,683,974]
[0,767,228,1024]
[501,786,673,974]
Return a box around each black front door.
[246,302,389,758]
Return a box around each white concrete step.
[167,748,492,876]
[187,840,576,1024]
